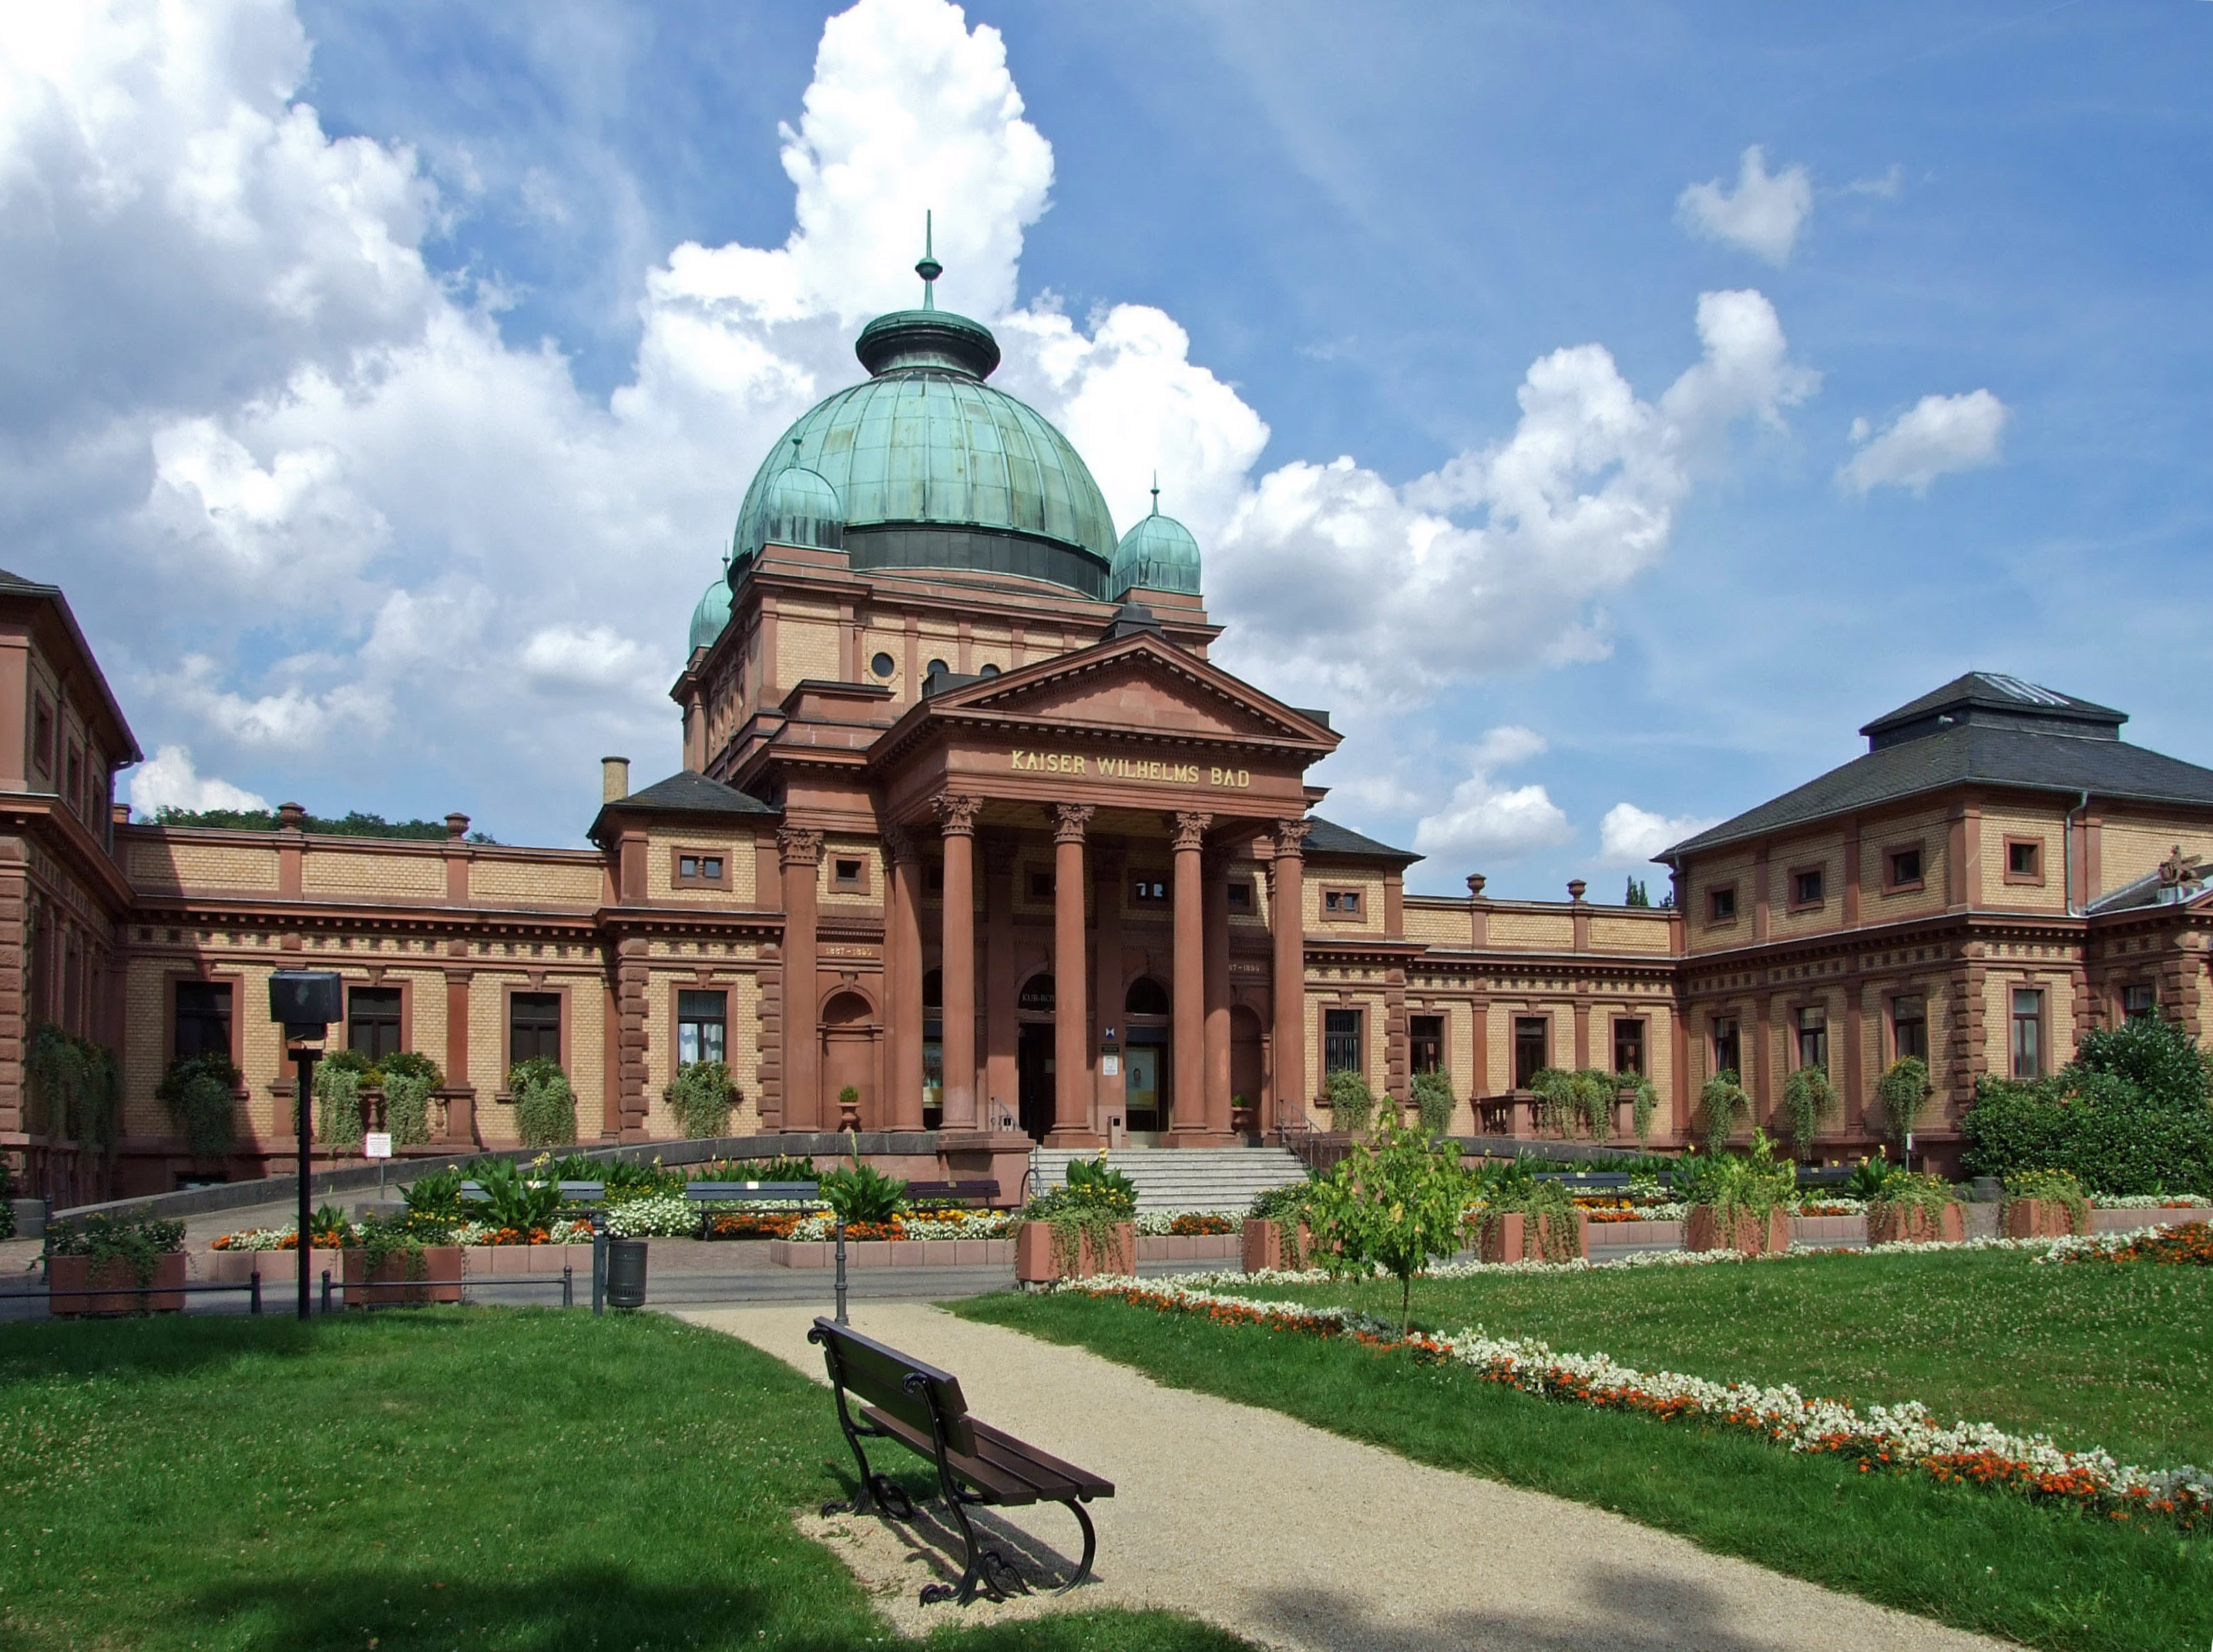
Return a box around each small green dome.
[688,576,732,653]
[1111,505,1203,596]
[727,291,1118,598]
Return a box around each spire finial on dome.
[916,210,941,311]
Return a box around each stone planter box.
[342,1246,463,1307]
[1684,1207,1792,1255]
[49,1252,188,1316]
[1584,1217,1682,1249]
[768,1237,1015,1268]
[1792,1213,1873,1247]
[2088,1204,2213,1233]
[1865,1205,1963,1247]
[1476,1210,1589,1263]
[460,1242,597,1278]
[2002,1199,2082,1239]
[1014,1220,1136,1284]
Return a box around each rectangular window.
[31,696,52,774]
[677,989,727,1066]
[1711,1016,1741,1081]
[1130,876,1168,905]
[1613,1018,1646,1076]
[2010,988,2044,1080]
[174,981,232,1059]
[2123,982,2157,1022]
[1514,1016,1550,1090]
[833,857,864,888]
[347,986,403,1060]
[1226,881,1253,912]
[1409,1015,1444,1076]
[510,992,562,1066]
[1886,846,1924,890]
[1892,994,1927,1062]
[1322,888,1363,917]
[1708,885,1738,923]
[1790,868,1825,908]
[1796,1006,1828,1072]
[1028,869,1054,902]
[1324,1008,1362,1074]
[2005,838,2043,884]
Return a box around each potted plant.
[1864,1169,1965,1244]
[2002,1168,2089,1237]
[1016,1153,1136,1282]
[46,1214,188,1315]
[1679,1132,1795,1254]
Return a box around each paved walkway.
[680,1301,2014,1652]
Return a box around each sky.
[5,0,2209,898]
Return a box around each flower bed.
[1056,1274,2213,1532]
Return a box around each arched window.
[1124,976,1170,1016]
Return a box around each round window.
[870,651,895,679]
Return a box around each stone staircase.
[1026,1145,1306,1213]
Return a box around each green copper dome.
[1111,494,1203,596]
[728,262,1118,598]
[688,575,732,653]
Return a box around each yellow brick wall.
[472,858,605,905]
[1486,910,1575,950]
[1587,913,1672,952]
[1765,832,1847,940]
[301,849,445,898]
[127,840,279,891]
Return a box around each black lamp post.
[270,970,343,1321]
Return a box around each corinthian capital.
[933,791,983,837]
[1169,810,1213,853]
[1051,802,1096,844]
[777,824,824,867]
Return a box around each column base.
[1044,1129,1106,1150]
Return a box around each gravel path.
[679,1301,2015,1652]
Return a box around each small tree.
[1308,1120,1468,1332]
[1781,1063,1839,1159]
[1324,1066,1375,1135]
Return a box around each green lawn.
[952,1264,2213,1652]
[1208,1246,2213,1465]
[0,1309,1250,1652]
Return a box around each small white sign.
[1101,1055,1120,1077]
[364,1132,394,1159]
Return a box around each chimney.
[602,756,630,803]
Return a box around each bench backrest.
[684,1181,818,1201]
[811,1317,973,1456]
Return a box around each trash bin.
[606,1238,649,1310]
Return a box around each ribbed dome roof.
[688,576,732,653]
[727,251,1118,598]
[1111,503,1203,596]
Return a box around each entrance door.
[1124,1043,1167,1140]
[1017,1022,1054,1142]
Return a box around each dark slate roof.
[1861,672,2124,750]
[589,770,776,844]
[1304,815,1420,866]
[1662,725,2213,860]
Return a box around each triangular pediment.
[925,634,1334,748]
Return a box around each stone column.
[1049,804,1098,1147]
[778,826,824,1130]
[1204,848,1233,1140]
[935,793,982,1130]
[1169,811,1211,1142]
[885,826,925,1131]
[1270,818,1311,1135]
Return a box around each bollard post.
[591,1210,607,1317]
[834,1217,848,1327]
[250,1271,262,1315]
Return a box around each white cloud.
[1598,801,1721,865]
[1411,727,1573,865]
[1676,146,1813,265]
[1839,390,2009,495]
[128,744,269,816]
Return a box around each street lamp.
[270,970,343,1321]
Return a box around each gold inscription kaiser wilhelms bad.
[1008,750,1251,787]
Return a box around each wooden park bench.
[808,1316,1112,1605]
[902,1178,1002,1207]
